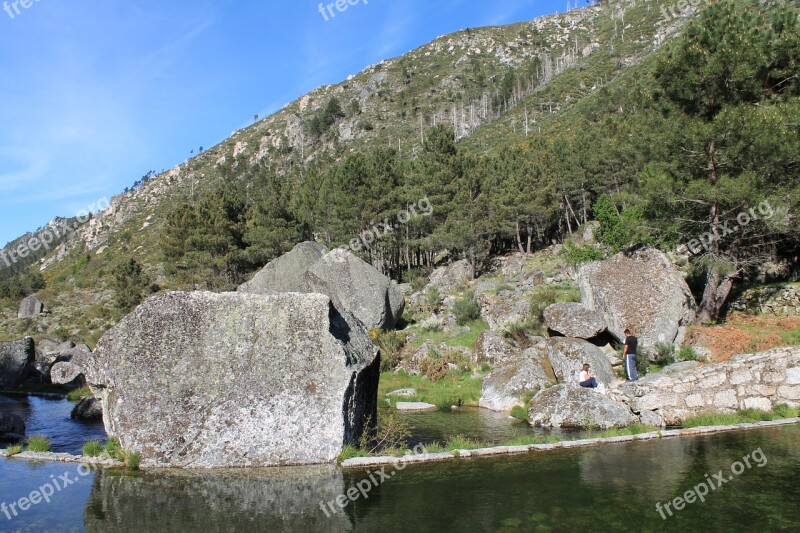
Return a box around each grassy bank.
[378,370,483,409]
[682,405,800,428]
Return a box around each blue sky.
[0,0,570,246]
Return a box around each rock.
[50,362,85,386]
[479,345,554,411]
[546,337,615,386]
[71,397,103,422]
[386,388,416,397]
[428,260,473,292]
[599,343,623,367]
[240,243,404,331]
[305,249,405,330]
[543,302,606,339]
[474,331,522,367]
[54,340,77,353]
[579,247,696,349]
[582,221,599,244]
[83,291,379,468]
[0,413,26,441]
[395,402,437,411]
[238,241,328,294]
[17,295,45,318]
[0,337,35,389]
[479,291,531,331]
[37,339,59,354]
[638,410,665,427]
[528,385,639,429]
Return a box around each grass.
[82,440,104,457]
[379,370,482,408]
[25,435,52,452]
[408,319,489,350]
[510,405,528,421]
[67,386,93,402]
[6,445,23,456]
[682,405,800,428]
[589,423,655,439]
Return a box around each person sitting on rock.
[579,363,598,388]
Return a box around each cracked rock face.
[84,291,379,468]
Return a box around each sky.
[0,0,570,247]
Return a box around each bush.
[425,286,441,313]
[653,342,675,366]
[6,445,23,456]
[677,346,698,361]
[26,435,52,452]
[419,353,449,382]
[370,330,407,372]
[82,440,104,457]
[561,240,606,267]
[123,451,141,470]
[104,438,122,460]
[452,291,481,325]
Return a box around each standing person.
[623,328,638,381]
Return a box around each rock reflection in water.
[84,464,351,533]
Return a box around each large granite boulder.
[547,337,615,386]
[237,241,328,294]
[474,331,522,367]
[528,385,638,429]
[83,291,380,468]
[0,412,26,441]
[479,342,555,411]
[428,259,473,291]
[544,302,606,339]
[239,243,404,331]
[579,247,696,349]
[305,249,405,331]
[0,337,34,389]
[50,361,85,386]
[479,291,531,331]
[18,295,45,318]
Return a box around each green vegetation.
[5,445,23,456]
[379,370,482,408]
[452,291,481,325]
[409,319,488,350]
[67,386,93,402]
[104,437,122,459]
[510,405,528,421]
[370,329,408,372]
[589,424,654,439]
[504,284,580,341]
[683,405,800,428]
[113,258,151,314]
[25,435,52,453]
[82,440,104,457]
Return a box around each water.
[0,394,107,454]
[1,424,798,532]
[396,407,578,446]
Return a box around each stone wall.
[629,347,800,425]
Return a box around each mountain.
[1,0,798,344]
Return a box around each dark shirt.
[625,336,638,355]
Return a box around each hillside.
[1,0,798,345]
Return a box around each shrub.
[26,435,52,453]
[67,386,93,403]
[452,291,481,325]
[561,240,606,267]
[82,440,104,457]
[6,445,23,456]
[359,414,412,455]
[425,286,441,313]
[635,350,650,376]
[123,451,141,470]
[419,354,449,382]
[371,330,407,372]
[653,342,675,366]
[677,346,698,361]
[510,405,528,421]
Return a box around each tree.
[113,258,149,313]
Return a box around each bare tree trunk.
[516,220,525,253]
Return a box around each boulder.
[18,295,45,318]
[37,339,59,354]
[547,337,615,386]
[0,413,26,441]
[237,241,328,294]
[474,331,523,367]
[305,249,405,330]
[479,345,554,411]
[71,397,103,422]
[395,402,437,411]
[528,385,639,429]
[54,340,77,353]
[0,337,35,389]
[239,243,404,331]
[543,302,606,339]
[479,291,531,331]
[579,247,696,349]
[50,361,85,386]
[83,291,379,468]
[428,259,473,292]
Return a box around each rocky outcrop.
[83,291,379,468]
[579,247,695,349]
[428,259,472,292]
[474,331,521,367]
[239,242,404,330]
[528,385,639,429]
[546,337,615,386]
[0,337,34,389]
[0,413,26,441]
[18,295,45,318]
[237,241,327,294]
[71,397,103,422]
[627,346,800,425]
[479,343,554,411]
[479,291,531,331]
[729,284,800,316]
[544,302,606,339]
